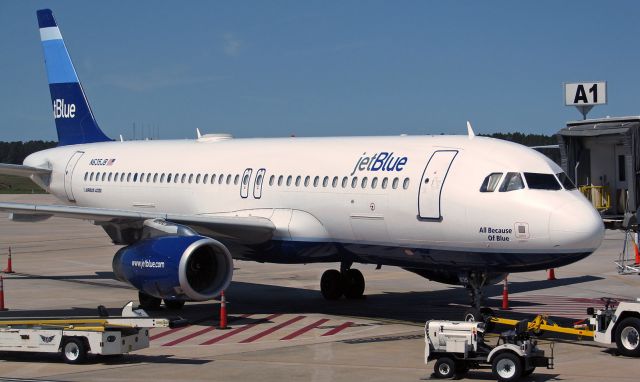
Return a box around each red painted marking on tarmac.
[200,314,282,345]
[321,321,353,336]
[239,315,306,343]
[150,326,189,341]
[280,318,330,341]
[162,314,252,346]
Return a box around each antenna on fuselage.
[196,128,202,139]
[466,121,475,139]
[119,134,124,142]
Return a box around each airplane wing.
[0,202,275,244]
[0,163,52,177]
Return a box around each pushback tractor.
[424,320,552,381]
[0,302,185,363]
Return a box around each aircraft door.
[64,151,84,202]
[240,168,253,198]
[253,168,266,199]
[418,150,458,220]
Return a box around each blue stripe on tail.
[37,9,111,146]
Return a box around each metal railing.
[579,185,611,212]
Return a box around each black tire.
[61,337,87,364]
[614,317,640,357]
[320,269,343,300]
[139,291,162,310]
[343,269,365,299]
[464,308,482,322]
[492,352,522,382]
[433,357,456,379]
[164,299,186,310]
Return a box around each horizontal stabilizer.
[0,163,52,177]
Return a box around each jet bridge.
[557,116,640,227]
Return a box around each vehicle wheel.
[523,367,535,376]
[164,299,186,310]
[61,337,87,364]
[343,269,365,299]
[433,357,456,379]
[139,291,162,310]
[614,317,640,357]
[464,308,482,322]
[492,352,522,382]
[320,269,343,300]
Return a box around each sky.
[1,1,639,142]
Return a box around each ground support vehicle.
[424,320,553,381]
[0,302,182,363]
[588,298,640,357]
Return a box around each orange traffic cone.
[0,275,8,311]
[632,238,640,265]
[501,276,510,310]
[218,291,228,329]
[547,268,556,280]
[3,247,14,274]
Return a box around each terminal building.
[557,116,640,227]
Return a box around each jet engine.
[112,234,233,301]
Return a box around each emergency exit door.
[418,150,458,219]
[64,151,84,202]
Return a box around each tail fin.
[37,9,110,146]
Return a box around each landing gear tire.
[321,269,343,300]
[433,356,456,379]
[492,352,522,382]
[164,299,186,310]
[139,291,162,310]
[342,269,365,299]
[614,317,640,357]
[61,337,87,364]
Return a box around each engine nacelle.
[112,235,233,301]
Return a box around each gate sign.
[564,82,607,106]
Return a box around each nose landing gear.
[463,271,495,322]
[320,263,365,300]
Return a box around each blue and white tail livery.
[37,9,110,146]
[0,9,605,310]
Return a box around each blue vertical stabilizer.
[37,9,111,146]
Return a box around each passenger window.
[108,173,113,182]
[342,176,348,188]
[295,176,301,187]
[323,176,329,187]
[174,173,179,183]
[203,174,208,184]
[102,173,106,182]
[167,173,172,183]
[269,175,275,186]
[132,173,137,182]
[211,174,216,184]
[499,172,524,192]
[153,173,158,183]
[371,177,378,189]
[278,175,284,186]
[218,174,224,184]
[313,176,319,187]
[226,174,232,184]
[332,176,338,188]
[556,172,577,190]
[145,173,151,183]
[392,177,399,189]
[403,178,410,189]
[286,175,292,186]
[304,176,310,187]
[84,172,88,181]
[140,173,145,182]
[234,174,240,185]
[196,174,201,184]
[480,172,503,192]
[121,173,126,182]
[382,177,388,189]
[351,177,358,188]
[125,173,129,182]
[361,177,368,188]
[181,174,187,183]
[161,173,166,183]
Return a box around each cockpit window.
[480,172,503,192]
[556,172,577,190]
[524,172,561,190]
[499,172,524,192]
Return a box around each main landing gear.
[463,271,494,322]
[320,262,365,300]
[138,292,186,310]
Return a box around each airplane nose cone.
[549,200,604,251]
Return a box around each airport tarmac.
[0,194,639,381]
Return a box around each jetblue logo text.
[52,99,76,119]
[131,260,165,269]
[350,152,408,176]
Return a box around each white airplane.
[0,9,604,316]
